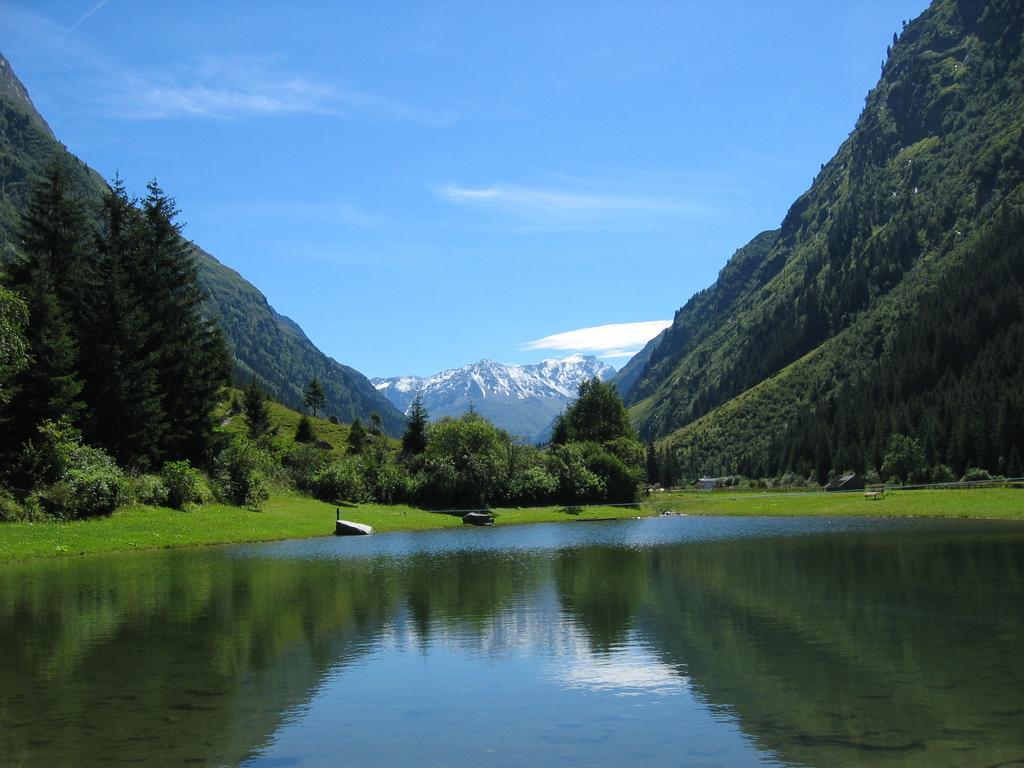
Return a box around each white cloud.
[523,320,670,359]
[438,183,700,217]
[105,55,448,122]
[0,7,448,125]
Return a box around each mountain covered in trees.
[0,52,404,435]
[622,0,1024,484]
[373,355,615,442]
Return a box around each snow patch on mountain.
[370,355,616,442]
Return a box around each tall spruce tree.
[401,394,428,455]
[139,180,230,461]
[79,177,163,468]
[1,159,91,461]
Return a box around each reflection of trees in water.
[553,546,649,653]
[1,527,1022,766]
[0,552,399,766]
[631,532,1024,766]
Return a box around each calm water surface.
[2,516,1023,767]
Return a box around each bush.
[509,465,559,505]
[0,490,25,522]
[961,467,993,483]
[19,421,127,519]
[930,464,955,484]
[161,460,209,510]
[128,474,170,507]
[282,443,330,492]
[42,445,126,519]
[551,443,606,504]
[215,438,271,509]
[359,451,406,504]
[313,458,368,504]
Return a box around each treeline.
[248,378,646,511]
[645,205,1024,487]
[0,158,230,516]
[766,206,1024,484]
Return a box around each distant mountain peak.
[371,355,616,441]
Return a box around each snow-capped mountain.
[372,355,616,442]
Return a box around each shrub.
[509,465,559,505]
[360,451,407,504]
[551,443,606,504]
[282,443,330,492]
[313,458,368,504]
[42,445,126,519]
[930,464,955,484]
[215,438,271,509]
[161,460,209,510]
[129,474,170,507]
[19,421,127,519]
[0,490,24,522]
[961,467,993,483]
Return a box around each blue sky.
[1,0,929,377]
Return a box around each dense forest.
[624,0,1024,483]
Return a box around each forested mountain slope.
[624,0,1024,480]
[0,53,404,434]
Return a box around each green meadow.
[1,486,1020,563]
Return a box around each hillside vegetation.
[626,0,1024,481]
[0,53,404,434]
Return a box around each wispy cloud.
[61,0,111,41]
[108,55,449,123]
[0,5,448,125]
[523,320,671,359]
[438,183,701,217]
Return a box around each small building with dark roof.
[826,473,864,492]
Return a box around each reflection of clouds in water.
[553,636,689,696]
[368,587,689,697]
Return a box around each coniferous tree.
[6,157,94,327]
[302,377,326,418]
[645,442,658,484]
[1,272,84,463]
[1,159,91,460]
[243,378,273,440]
[295,414,315,443]
[401,394,428,455]
[79,177,163,468]
[347,418,368,455]
[552,378,635,445]
[139,180,230,461]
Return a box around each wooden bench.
[864,485,885,500]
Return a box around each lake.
[1,516,1023,767]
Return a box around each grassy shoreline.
[1,487,1021,563]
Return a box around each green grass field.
[1,487,1021,563]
